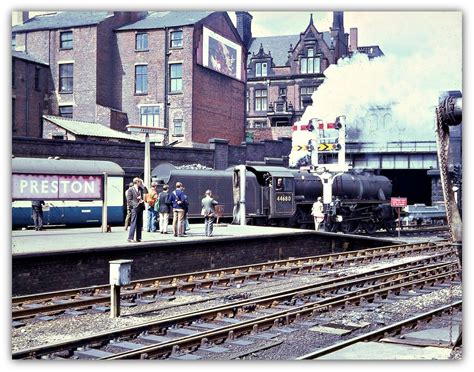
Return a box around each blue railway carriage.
[12,157,125,228]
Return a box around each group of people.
[125,178,219,242]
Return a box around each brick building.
[12,11,246,147]
[115,11,246,147]
[12,50,51,138]
[237,12,383,141]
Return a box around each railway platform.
[12,223,398,296]
[12,224,313,254]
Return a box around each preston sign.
[12,174,103,200]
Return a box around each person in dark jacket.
[31,200,45,231]
[126,177,146,242]
[156,184,171,234]
[169,182,185,237]
[124,182,134,230]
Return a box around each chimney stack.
[349,27,358,52]
[235,11,253,49]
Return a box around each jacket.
[127,186,146,211]
[156,191,171,213]
[169,189,185,210]
[201,195,218,216]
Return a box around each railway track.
[297,300,462,359]
[369,225,449,238]
[12,241,455,321]
[13,252,460,360]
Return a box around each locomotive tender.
[152,161,395,233]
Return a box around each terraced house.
[12,11,247,147]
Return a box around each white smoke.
[302,46,462,143]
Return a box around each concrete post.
[101,172,108,232]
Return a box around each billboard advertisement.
[202,27,242,80]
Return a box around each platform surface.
[318,341,453,360]
[11,224,326,255]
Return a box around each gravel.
[12,253,462,360]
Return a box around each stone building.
[237,11,383,142]
[12,11,246,147]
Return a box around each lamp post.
[126,125,167,230]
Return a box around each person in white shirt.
[311,197,324,231]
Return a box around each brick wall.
[12,135,292,172]
[192,13,246,146]
[12,232,393,295]
[12,58,51,137]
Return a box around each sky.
[228,11,462,59]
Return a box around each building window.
[59,63,73,93]
[135,65,148,94]
[59,105,73,118]
[300,48,321,74]
[52,133,65,140]
[271,120,291,127]
[255,62,267,77]
[11,34,16,50]
[34,67,40,91]
[170,31,183,48]
[135,33,148,51]
[255,89,267,111]
[246,91,250,112]
[140,106,160,127]
[173,119,183,136]
[60,31,73,49]
[253,121,266,128]
[169,63,182,93]
[300,86,316,109]
[279,87,287,97]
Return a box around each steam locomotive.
[152,161,396,233]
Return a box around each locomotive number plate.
[276,193,292,202]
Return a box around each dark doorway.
[380,169,432,206]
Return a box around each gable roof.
[43,115,140,141]
[12,11,110,33]
[12,50,48,66]
[248,31,332,67]
[116,11,213,31]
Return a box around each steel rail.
[101,267,460,359]
[12,257,459,359]
[12,241,453,319]
[296,300,462,359]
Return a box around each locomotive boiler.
[152,162,395,233]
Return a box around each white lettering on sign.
[12,174,103,200]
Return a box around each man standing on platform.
[127,177,146,242]
[124,182,133,230]
[201,189,218,237]
[311,196,324,231]
[170,182,186,237]
[31,200,45,231]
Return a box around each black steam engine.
[153,161,395,233]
